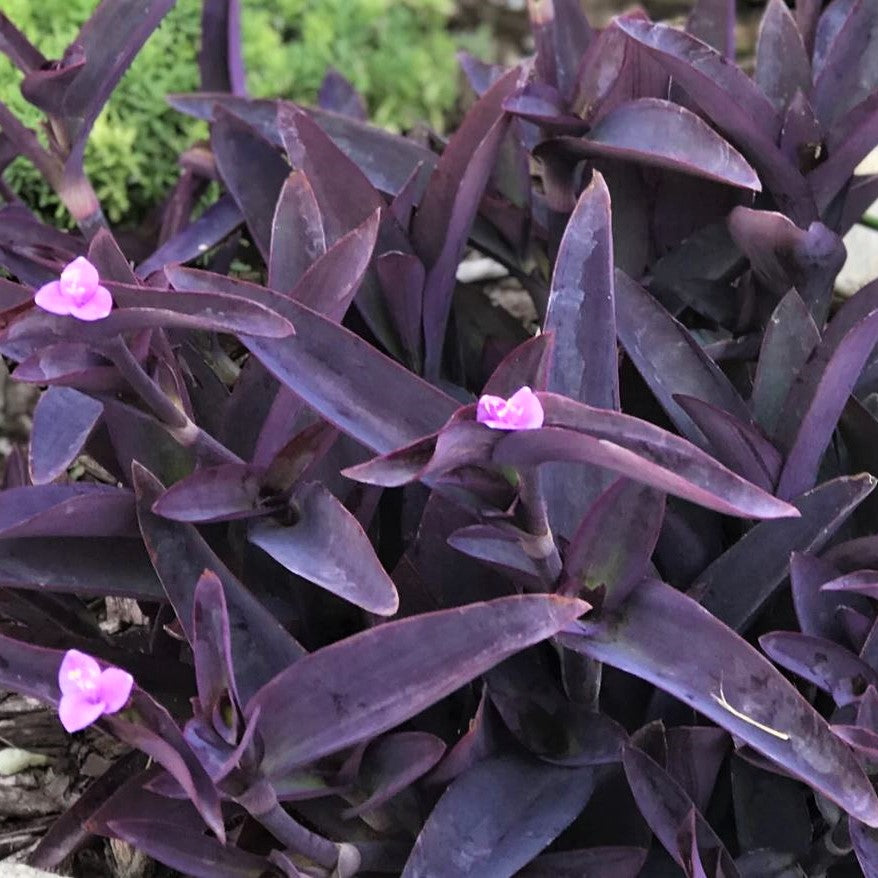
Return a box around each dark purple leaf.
[674,395,781,491]
[212,106,290,262]
[107,819,272,878]
[165,268,459,453]
[248,480,399,616]
[342,731,445,818]
[555,99,761,190]
[775,308,878,499]
[151,463,265,523]
[318,68,367,120]
[515,847,647,878]
[851,817,878,878]
[268,171,326,293]
[751,290,821,437]
[375,251,425,370]
[0,484,135,538]
[623,745,739,877]
[135,195,243,279]
[755,0,811,112]
[779,91,822,170]
[561,578,878,825]
[403,754,595,878]
[0,13,45,73]
[502,83,588,132]
[133,463,305,703]
[614,269,753,447]
[543,172,617,533]
[821,570,878,598]
[200,0,246,95]
[247,593,589,778]
[727,207,846,327]
[686,0,736,58]
[760,631,878,705]
[28,386,102,484]
[528,0,593,102]
[447,524,544,580]
[666,726,729,815]
[483,333,554,399]
[690,474,875,631]
[561,477,665,610]
[790,552,849,641]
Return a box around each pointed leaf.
[247,594,589,778]
[248,481,399,616]
[755,0,811,112]
[556,99,761,189]
[614,269,753,447]
[821,570,878,598]
[790,552,848,641]
[529,0,593,101]
[686,0,735,57]
[691,474,875,631]
[199,0,246,95]
[561,578,878,826]
[402,753,595,878]
[29,386,102,484]
[133,463,305,703]
[152,463,265,523]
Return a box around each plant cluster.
[0,0,465,225]
[0,0,877,875]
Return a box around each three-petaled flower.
[57,649,133,733]
[476,385,544,431]
[34,256,114,321]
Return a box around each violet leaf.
[755,0,811,113]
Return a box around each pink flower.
[476,386,544,431]
[34,256,113,321]
[57,649,133,733]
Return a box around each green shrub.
[0,0,468,225]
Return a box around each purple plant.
[0,0,877,875]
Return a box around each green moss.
[0,0,470,226]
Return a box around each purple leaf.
[375,251,425,370]
[212,106,290,262]
[666,726,729,815]
[528,0,593,102]
[0,484,135,538]
[727,207,846,327]
[107,819,272,878]
[28,386,102,484]
[483,333,554,399]
[515,847,647,878]
[151,463,266,523]
[0,537,163,600]
[248,481,399,616]
[0,13,46,73]
[342,731,445,818]
[403,754,595,878]
[543,173,617,533]
[673,395,782,490]
[555,99,761,190]
[751,290,821,437]
[690,474,875,631]
[12,343,119,391]
[497,393,797,519]
[561,578,878,826]
[790,552,849,641]
[755,0,811,112]
[686,0,736,58]
[561,477,665,610]
[318,68,367,120]
[622,745,738,877]
[268,171,326,293]
[165,268,459,453]
[760,631,878,705]
[821,570,878,598]
[775,308,878,499]
[246,593,589,778]
[614,269,753,447]
[779,91,822,170]
[133,463,305,703]
[135,195,244,279]
[199,0,246,95]
[447,524,545,580]
[851,817,878,878]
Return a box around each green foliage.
[0,0,471,225]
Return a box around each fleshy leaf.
[247,594,589,778]
[28,386,102,484]
[755,0,811,112]
[402,753,595,878]
[561,578,878,826]
[151,463,266,523]
[248,481,399,616]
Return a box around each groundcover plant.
[1,0,878,874]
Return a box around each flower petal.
[58,649,101,697]
[506,386,544,430]
[61,256,100,295]
[98,667,134,713]
[33,280,72,316]
[476,393,509,429]
[69,285,113,321]
[58,693,104,733]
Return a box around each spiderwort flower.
[476,385,544,430]
[34,256,113,321]
[57,649,133,733]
